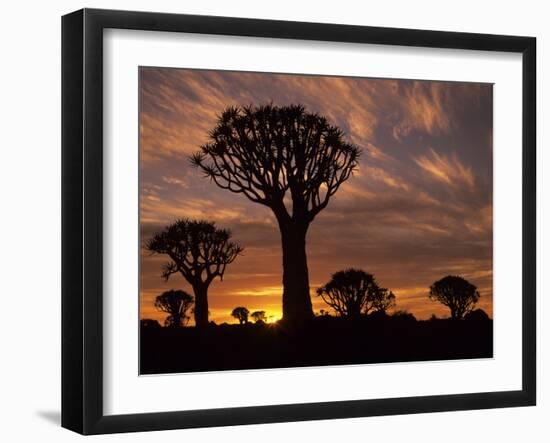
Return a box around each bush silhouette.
[368,310,388,320]
[250,310,267,323]
[140,319,161,329]
[191,104,360,325]
[391,310,417,322]
[154,289,194,328]
[231,307,250,324]
[316,268,396,318]
[464,308,490,322]
[429,275,480,320]
[147,219,243,328]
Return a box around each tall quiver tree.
[191,104,360,324]
[146,219,243,328]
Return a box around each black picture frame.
[61,8,536,435]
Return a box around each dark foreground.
[140,314,493,374]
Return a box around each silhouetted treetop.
[429,275,480,320]
[154,289,194,328]
[147,219,243,284]
[317,268,396,318]
[190,104,361,222]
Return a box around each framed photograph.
[62,8,536,434]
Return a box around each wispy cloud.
[392,82,452,141]
[414,148,476,190]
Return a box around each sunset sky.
[139,67,493,325]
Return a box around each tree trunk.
[279,221,314,324]
[193,284,209,328]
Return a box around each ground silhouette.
[140,312,492,374]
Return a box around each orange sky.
[139,68,493,325]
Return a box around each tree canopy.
[154,289,194,328]
[429,275,480,320]
[147,219,243,284]
[190,104,360,223]
[231,307,250,324]
[317,268,396,318]
[250,310,267,323]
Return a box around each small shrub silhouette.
[464,308,490,322]
[250,310,267,323]
[391,310,417,322]
[231,307,250,324]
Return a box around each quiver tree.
[231,307,249,324]
[154,289,194,328]
[147,219,243,328]
[429,275,480,320]
[250,310,267,323]
[191,104,360,324]
[316,268,395,318]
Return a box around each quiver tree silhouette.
[316,268,395,318]
[250,310,267,323]
[231,307,250,324]
[429,275,480,320]
[191,104,360,325]
[154,289,194,328]
[147,219,243,328]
